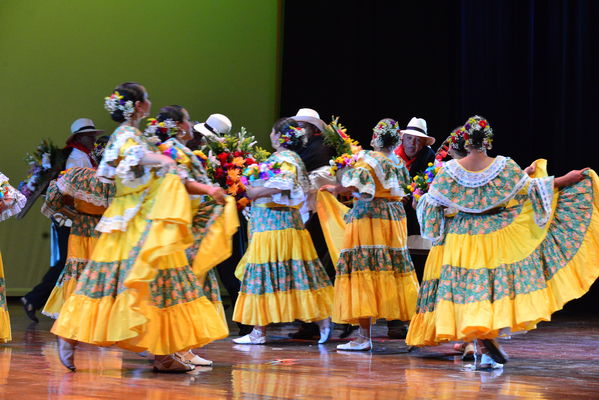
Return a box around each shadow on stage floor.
[1,299,598,399]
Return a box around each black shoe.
[288,323,319,340]
[386,320,408,339]
[338,324,358,339]
[237,324,253,337]
[480,339,509,364]
[21,297,39,323]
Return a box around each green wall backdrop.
[0,0,281,295]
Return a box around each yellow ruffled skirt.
[0,253,11,343]
[233,205,333,326]
[52,174,228,355]
[406,170,599,346]
[43,215,101,319]
[333,198,419,324]
[186,197,240,326]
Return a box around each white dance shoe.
[316,318,332,344]
[57,337,77,372]
[478,354,504,369]
[336,335,372,351]
[233,329,266,345]
[176,350,213,366]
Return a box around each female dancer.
[42,139,114,318]
[52,82,228,372]
[233,118,334,344]
[144,104,237,366]
[0,172,27,343]
[321,118,420,351]
[407,115,598,368]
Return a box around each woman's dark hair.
[463,115,493,150]
[380,132,400,149]
[468,129,486,149]
[109,82,147,123]
[372,118,401,149]
[154,105,186,142]
[452,136,468,157]
[273,117,306,151]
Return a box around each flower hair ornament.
[448,126,466,151]
[104,91,135,120]
[372,118,400,148]
[278,124,307,148]
[463,115,493,149]
[144,118,179,137]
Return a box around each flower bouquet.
[16,139,67,218]
[404,161,442,200]
[329,153,359,177]
[322,116,361,157]
[201,127,271,210]
[240,161,282,187]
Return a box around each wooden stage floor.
[1,301,598,400]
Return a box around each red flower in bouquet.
[217,152,229,164]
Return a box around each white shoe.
[176,350,213,366]
[232,332,266,345]
[316,318,332,344]
[478,354,503,369]
[336,337,372,351]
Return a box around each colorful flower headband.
[278,125,306,148]
[463,116,493,149]
[329,153,359,176]
[448,126,466,150]
[104,91,135,120]
[144,118,179,137]
[372,118,400,148]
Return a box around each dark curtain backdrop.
[281,0,598,175]
[281,0,598,309]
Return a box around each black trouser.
[217,211,248,309]
[304,212,335,282]
[23,221,70,310]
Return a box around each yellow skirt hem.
[233,287,333,326]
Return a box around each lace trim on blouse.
[97,127,152,188]
[95,188,149,232]
[0,174,27,221]
[444,156,508,188]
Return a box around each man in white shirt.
[21,118,103,323]
[65,118,104,169]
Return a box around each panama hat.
[66,118,104,144]
[193,114,232,141]
[293,108,326,132]
[402,117,435,146]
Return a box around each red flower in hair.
[478,120,487,128]
[463,132,469,140]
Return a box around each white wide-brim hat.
[293,108,326,132]
[402,117,435,146]
[193,113,232,140]
[66,118,104,143]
